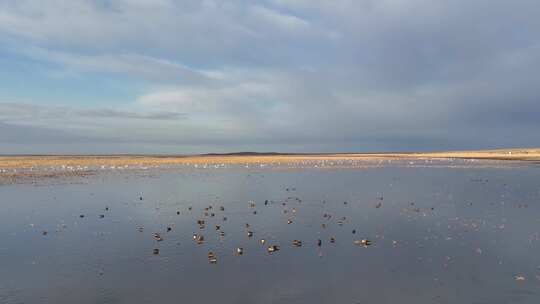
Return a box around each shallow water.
[1,160,540,304]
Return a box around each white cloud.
[250,5,310,31]
[16,47,209,83]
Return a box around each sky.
[1,0,539,154]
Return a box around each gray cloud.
[0,0,540,153]
[0,102,186,121]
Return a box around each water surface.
[1,160,540,303]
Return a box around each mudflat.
[1,148,539,170]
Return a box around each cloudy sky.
[1,0,539,154]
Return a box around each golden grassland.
[1,148,539,170]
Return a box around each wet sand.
[1,148,539,170]
[1,149,538,185]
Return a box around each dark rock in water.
[99,214,105,218]
[220,206,225,211]
[42,231,48,236]
[352,229,356,234]
[105,207,109,211]
[153,248,159,255]
[167,227,172,232]
[317,239,322,247]
[139,196,143,201]
[79,214,85,218]
[176,211,180,215]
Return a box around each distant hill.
[202,152,286,156]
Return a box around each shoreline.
[1,148,540,170]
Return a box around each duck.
[292,240,302,247]
[354,239,372,247]
[193,234,204,244]
[267,245,280,253]
[208,251,217,264]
